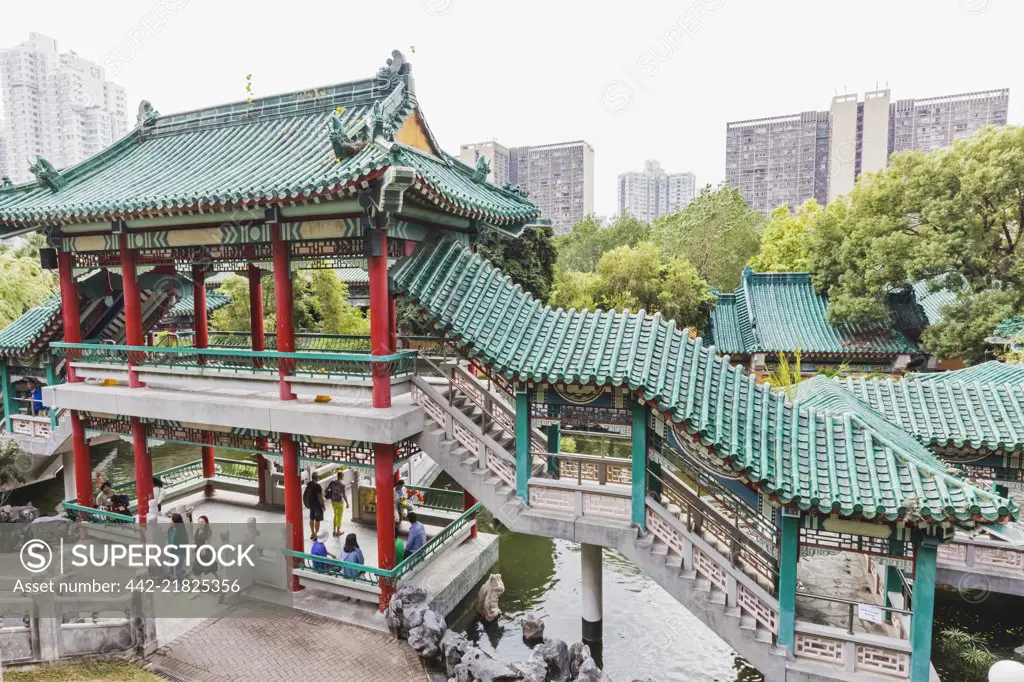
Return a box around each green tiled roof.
[836,373,1024,453]
[0,51,538,232]
[912,361,1024,386]
[334,267,370,284]
[0,296,61,355]
[166,290,231,318]
[393,237,1016,524]
[994,316,1024,341]
[710,268,918,357]
[912,281,956,326]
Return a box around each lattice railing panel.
[794,632,845,666]
[738,584,779,634]
[855,644,909,678]
[693,547,728,592]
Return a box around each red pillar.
[464,489,478,540]
[249,264,264,349]
[133,419,153,521]
[389,297,397,354]
[57,252,82,383]
[282,434,303,591]
[192,265,209,349]
[256,438,268,505]
[59,252,92,505]
[368,229,391,408]
[272,226,295,400]
[202,431,215,496]
[374,442,396,610]
[71,413,92,507]
[119,233,144,387]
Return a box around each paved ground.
[146,602,425,682]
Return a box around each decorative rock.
[408,609,447,661]
[396,583,428,605]
[454,647,519,682]
[575,657,602,682]
[568,641,591,678]
[385,597,404,638]
[509,658,548,682]
[1015,643,1024,663]
[521,612,545,643]
[532,638,570,682]
[440,628,469,675]
[474,574,505,622]
[402,601,429,636]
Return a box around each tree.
[657,256,715,328]
[809,125,1024,362]
[595,242,663,310]
[307,269,369,335]
[210,275,254,331]
[0,440,27,506]
[652,183,762,290]
[477,225,557,302]
[748,200,820,272]
[549,269,601,310]
[0,251,57,330]
[555,214,650,272]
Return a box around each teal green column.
[631,401,649,530]
[777,513,800,649]
[45,354,57,430]
[909,538,939,682]
[883,538,904,622]
[515,387,530,502]
[546,423,560,477]
[0,360,12,434]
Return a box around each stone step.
[664,552,683,569]
[754,627,773,645]
[739,615,756,631]
[650,540,669,557]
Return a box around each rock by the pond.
[454,647,519,682]
[532,638,570,682]
[575,656,602,682]
[521,612,545,642]
[396,583,427,605]
[440,629,469,675]
[509,658,548,682]
[408,609,447,661]
[568,641,591,678]
[385,597,404,638]
[474,573,505,622]
[402,600,429,636]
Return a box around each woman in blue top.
[340,533,365,579]
[309,530,335,571]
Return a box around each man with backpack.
[304,472,326,541]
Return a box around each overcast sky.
[2,0,1020,216]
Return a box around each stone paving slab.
[146,601,425,682]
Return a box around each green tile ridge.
[393,236,1017,525]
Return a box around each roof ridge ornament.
[0,176,12,189]
[137,100,159,127]
[375,50,408,91]
[328,111,367,160]
[367,100,395,142]
[471,155,490,183]
[28,156,66,193]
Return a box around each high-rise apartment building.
[617,160,696,222]
[508,140,594,234]
[728,87,1009,214]
[890,89,1009,155]
[0,33,128,185]
[724,111,831,216]
[458,140,510,187]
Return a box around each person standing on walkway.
[405,512,427,555]
[304,472,326,541]
[325,471,349,537]
[167,513,189,583]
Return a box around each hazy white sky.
[2,0,1020,216]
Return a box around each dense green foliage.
[477,225,557,302]
[748,200,820,272]
[809,125,1024,362]
[0,235,57,329]
[554,214,650,272]
[652,183,762,290]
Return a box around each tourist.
[310,529,335,571]
[167,513,189,583]
[30,381,44,416]
[152,476,164,513]
[339,533,364,579]
[303,471,325,540]
[395,536,406,563]
[342,465,355,497]
[95,481,114,509]
[300,466,310,484]
[324,470,348,537]
[405,511,427,555]
[193,515,216,576]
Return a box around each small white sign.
[858,603,885,624]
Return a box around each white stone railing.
[8,411,63,439]
[449,364,545,453]
[793,622,911,679]
[549,452,633,486]
[939,534,1024,574]
[528,478,633,522]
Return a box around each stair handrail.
[448,364,548,452]
[417,354,520,438]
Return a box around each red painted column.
[256,437,268,505]
[389,297,397,354]
[133,419,153,522]
[192,265,209,350]
[272,225,295,400]
[202,431,215,496]
[248,264,265,350]
[374,442,396,610]
[282,434,303,591]
[119,233,144,388]
[464,490,478,540]
[368,229,391,408]
[71,413,92,507]
[57,252,82,383]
